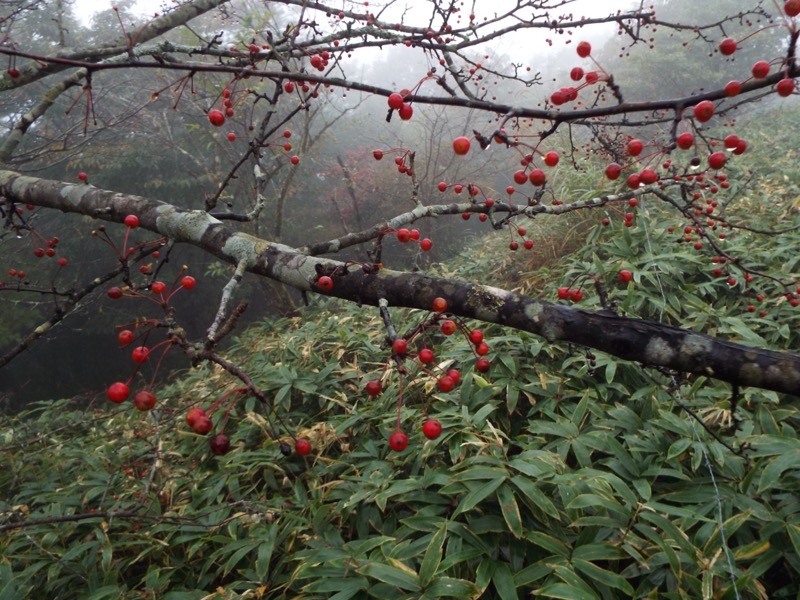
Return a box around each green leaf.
[573,559,634,595]
[419,523,446,587]
[491,562,518,600]
[453,477,505,516]
[510,475,560,518]
[424,577,480,598]
[358,561,420,591]
[536,582,600,600]
[496,483,523,538]
[758,449,800,493]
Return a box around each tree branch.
[2,170,799,396]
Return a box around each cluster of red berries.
[548,41,604,106]
[387,91,414,121]
[364,297,493,452]
[395,227,433,251]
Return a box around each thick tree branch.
[2,170,799,396]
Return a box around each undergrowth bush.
[3,108,800,599]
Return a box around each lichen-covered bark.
[2,169,799,396]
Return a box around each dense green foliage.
[3,104,800,599]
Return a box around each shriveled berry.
[133,391,157,411]
[210,434,231,455]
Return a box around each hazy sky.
[75,0,629,27]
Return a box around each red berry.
[626,139,644,157]
[476,358,491,373]
[186,408,206,428]
[776,78,795,97]
[453,136,471,155]
[7,67,20,78]
[528,168,546,186]
[544,151,559,167]
[437,376,455,392]
[398,103,413,120]
[365,380,382,396]
[569,289,584,302]
[118,330,134,345]
[284,82,295,93]
[316,275,333,291]
[151,281,166,295]
[410,229,421,240]
[605,163,622,181]
[432,297,448,313]
[420,238,432,251]
[639,168,657,185]
[550,90,567,106]
[422,419,442,440]
[133,391,157,411]
[107,287,123,299]
[447,369,460,384]
[719,38,737,55]
[387,92,404,110]
[396,228,411,243]
[227,132,236,142]
[107,382,130,403]
[733,139,748,155]
[441,320,457,335]
[626,174,641,190]
[192,415,213,435]
[34,247,45,257]
[724,134,740,149]
[124,214,139,228]
[569,67,584,81]
[476,342,489,356]
[210,434,231,455]
[392,339,408,355]
[677,132,694,149]
[557,287,570,300]
[513,170,528,185]
[57,258,68,267]
[576,41,591,57]
[693,100,715,123]
[751,60,770,79]
[389,431,409,451]
[724,81,742,97]
[438,182,447,192]
[78,172,87,181]
[181,275,196,290]
[290,155,300,165]
[208,109,225,127]
[786,0,800,16]
[469,330,484,345]
[419,348,435,363]
[295,439,312,456]
[131,346,150,364]
[708,152,727,170]
[618,269,633,283]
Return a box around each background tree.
[2,0,800,597]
